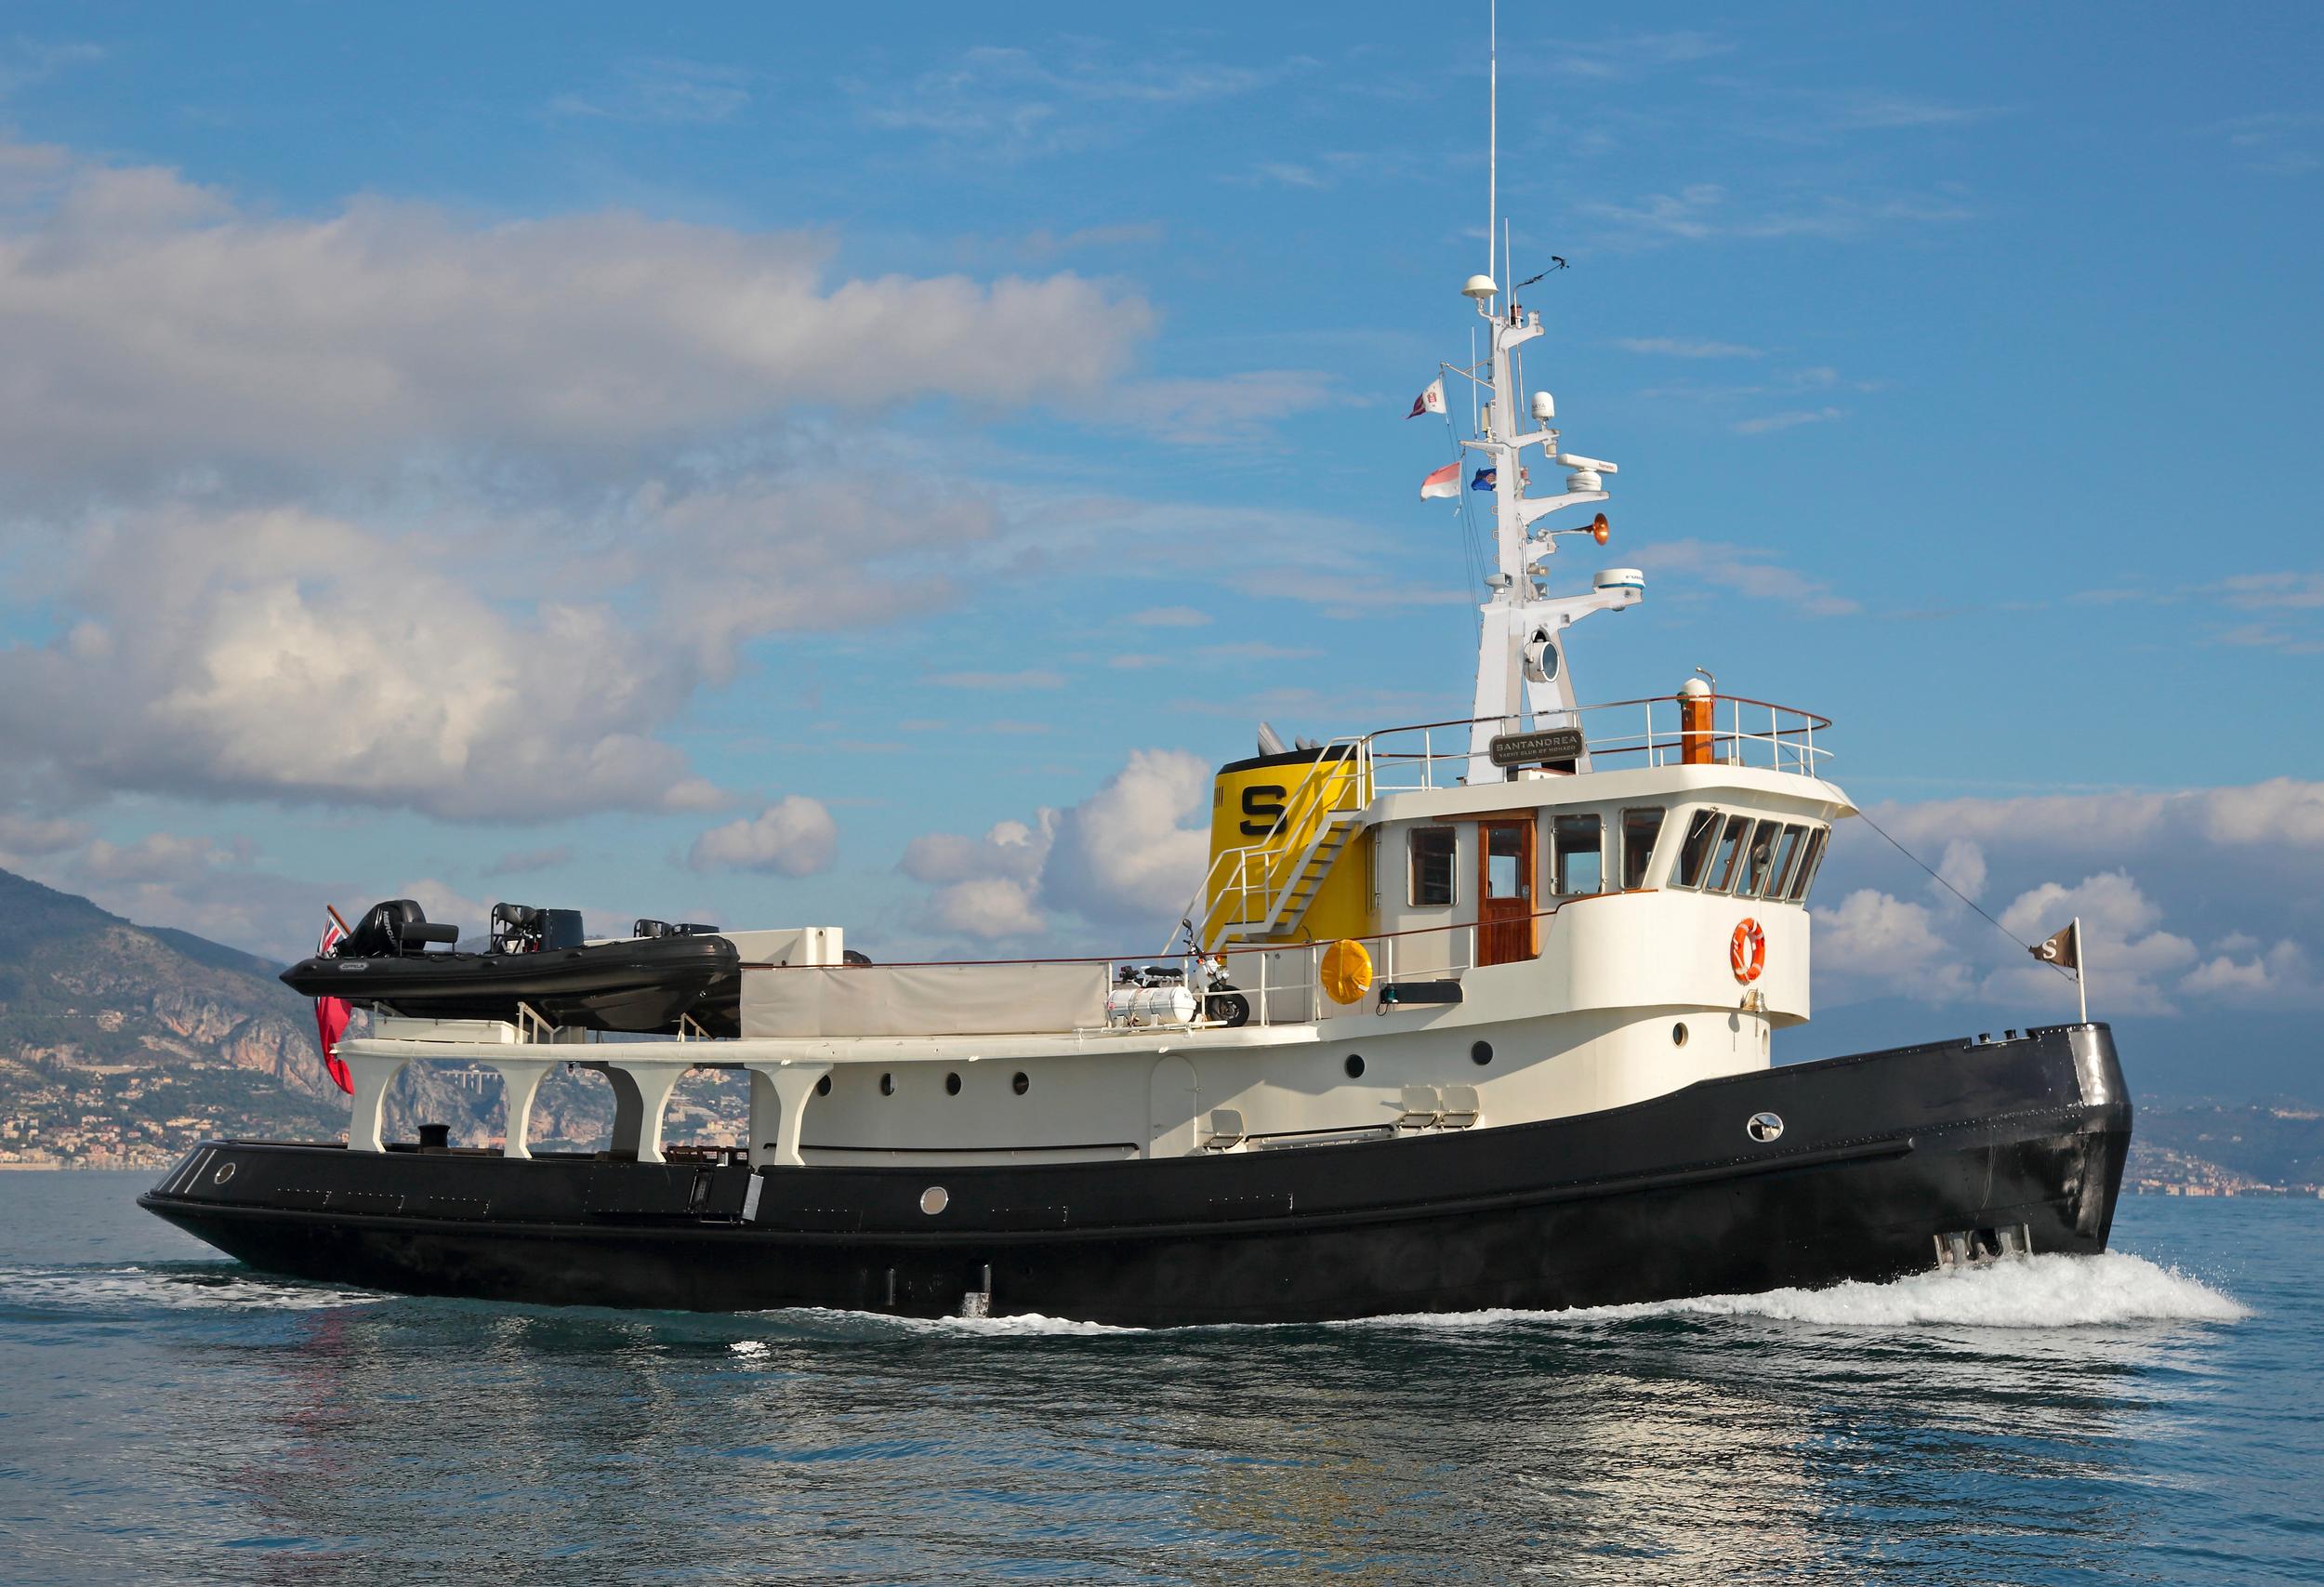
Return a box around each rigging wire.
[1853,809,2076,980]
[1442,405,1486,592]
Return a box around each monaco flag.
[1419,461,1461,499]
[312,913,354,1094]
[1407,377,1446,419]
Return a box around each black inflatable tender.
[284,900,742,1035]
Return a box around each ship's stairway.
[1177,740,1370,953]
[1239,816,1356,942]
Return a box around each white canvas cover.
[740,961,1111,1038]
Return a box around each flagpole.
[2074,916,2088,1025]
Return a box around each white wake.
[1355,1250,2249,1333]
[734,1250,2247,1342]
[0,1263,381,1315]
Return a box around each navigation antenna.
[1486,0,1497,287]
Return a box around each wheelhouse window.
[1706,814,1752,894]
[1408,826,1457,906]
[1765,824,1808,898]
[1739,820,1780,898]
[1620,808,1665,890]
[1672,810,1722,888]
[1788,827,1830,903]
[1553,813,1604,896]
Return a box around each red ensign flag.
[311,914,354,1094]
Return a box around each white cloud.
[1578,182,1974,248]
[1807,774,2324,1018]
[0,505,725,820]
[1525,31,1733,81]
[2215,112,2321,176]
[1103,369,1357,445]
[1614,337,1763,359]
[1130,606,1212,628]
[897,748,1211,943]
[852,43,1306,159]
[77,831,249,884]
[688,797,838,877]
[900,814,1053,886]
[0,41,103,99]
[1818,774,2324,1017]
[0,138,1150,490]
[898,813,1057,940]
[0,811,91,862]
[483,847,574,878]
[1988,872,2198,1015]
[1732,406,1843,435]
[1814,888,1975,1001]
[1631,537,1859,615]
[930,669,1065,691]
[1875,779,2324,855]
[1039,749,1212,929]
[929,876,1049,940]
[1931,839,1987,905]
[2181,939,2314,999]
[548,59,756,125]
[396,878,493,937]
[0,825,343,962]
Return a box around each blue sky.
[0,4,2318,1094]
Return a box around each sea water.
[0,1174,2312,1585]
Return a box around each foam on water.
[732,1250,2246,1342]
[5,1250,2248,1337]
[1353,1251,2250,1333]
[0,1263,382,1316]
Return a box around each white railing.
[1171,694,1829,952]
[745,910,1523,1037]
[1365,694,1832,792]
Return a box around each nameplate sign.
[1487,727,1586,767]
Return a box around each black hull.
[278,935,741,1035]
[140,1025,2131,1328]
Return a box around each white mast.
[1453,10,1644,786]
[1487,0,1497,286]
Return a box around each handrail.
[1169,694,1830,951]
[739,898,1634,1036]
[1169,736,1370,954]
[740,890,1631,973]
[1363,694,1833,789]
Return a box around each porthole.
[211,1161,236,1186]
[1471,1040,1493,1066]
[815,1074,832,1096]
[1344,1053,1366,1078]
[879,1072,894,1096]
[944,1072,962,1096]
[1672,1022,1689,1048]
[919,1185,948,1215]
[1011,1071,1029,1095]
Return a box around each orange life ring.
[1730,919,1766,984]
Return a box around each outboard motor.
[492,904,587,953]
[344,899,458,958]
